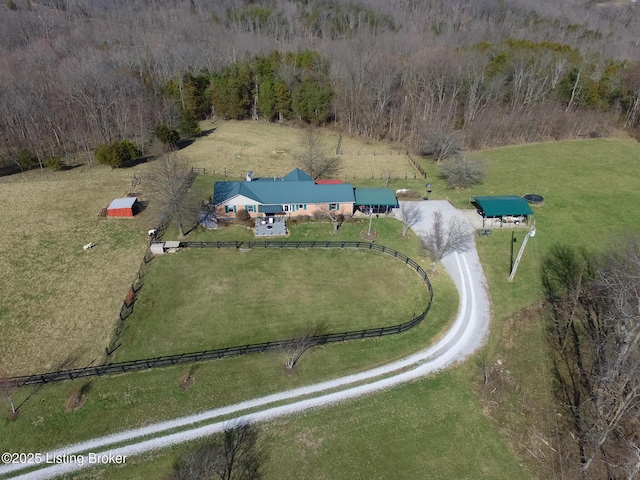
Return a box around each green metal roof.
[472,195,533,217]
[282,168,313,181]
[214,179,355,206]
[258,205,283,213]
[354,188,398,207]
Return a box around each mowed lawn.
[115,248,431,361]
[0,166,156,375]
[183,120,416,180]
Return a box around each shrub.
[15,148,37,171]
[44,156,63,170]
[95,139,141,168]
[236,208,251,221]
[395,189,422,200]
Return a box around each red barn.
[107,197,138,217]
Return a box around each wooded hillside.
[1,0,639,172]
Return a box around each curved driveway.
[2,200,490,479]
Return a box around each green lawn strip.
[114,248,429,361]
[62,367,527,480]
[1,269,456,454]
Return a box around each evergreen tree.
[178,110,201,138]
[274,81,291,122]
[95,140,140,168]
[292,78,332,125]
[258,79,275,120]
[154,124,180,150]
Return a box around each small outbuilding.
[107,197,138,217]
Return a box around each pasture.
[115,247,431,361]
[183,120,416,180]
[0,166,155,375]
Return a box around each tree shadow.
[60,163,83,172]
[121,154,159,169]
[176,138,195,150]
[0,163,23,177]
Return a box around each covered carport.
[354,188,399,215]
[471,195,533,228]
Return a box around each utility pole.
[509,222,536,282]
[509,231,516,273]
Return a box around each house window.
[298,204,305,210]
[224,205,236,214]
[246,205,254,213]
[283,204,293,212]
[329,203,339,211]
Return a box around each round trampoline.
[523,194,544,205]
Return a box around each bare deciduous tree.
[397,201,424,237]
[441,154,485,189]
[421,211,472,271]
[296,129,342,180]
[421,126,462,164]
[171,421,266,480]
[542,237,640,477]
[146,153,198,237]
[283,321,329,370]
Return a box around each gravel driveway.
[3,200,491,480]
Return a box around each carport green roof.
[354,188,398,207]
[472,195,533,217]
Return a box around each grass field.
[183,120,416,181]
[0,166,157,375]
[115,248,431,361]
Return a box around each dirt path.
[2,201,490,479]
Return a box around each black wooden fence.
[10,242,433,387]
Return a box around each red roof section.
[315,179,343,184]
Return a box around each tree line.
[1,0,640,173]
[542,236,640,479]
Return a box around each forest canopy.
[1,0,640,172]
